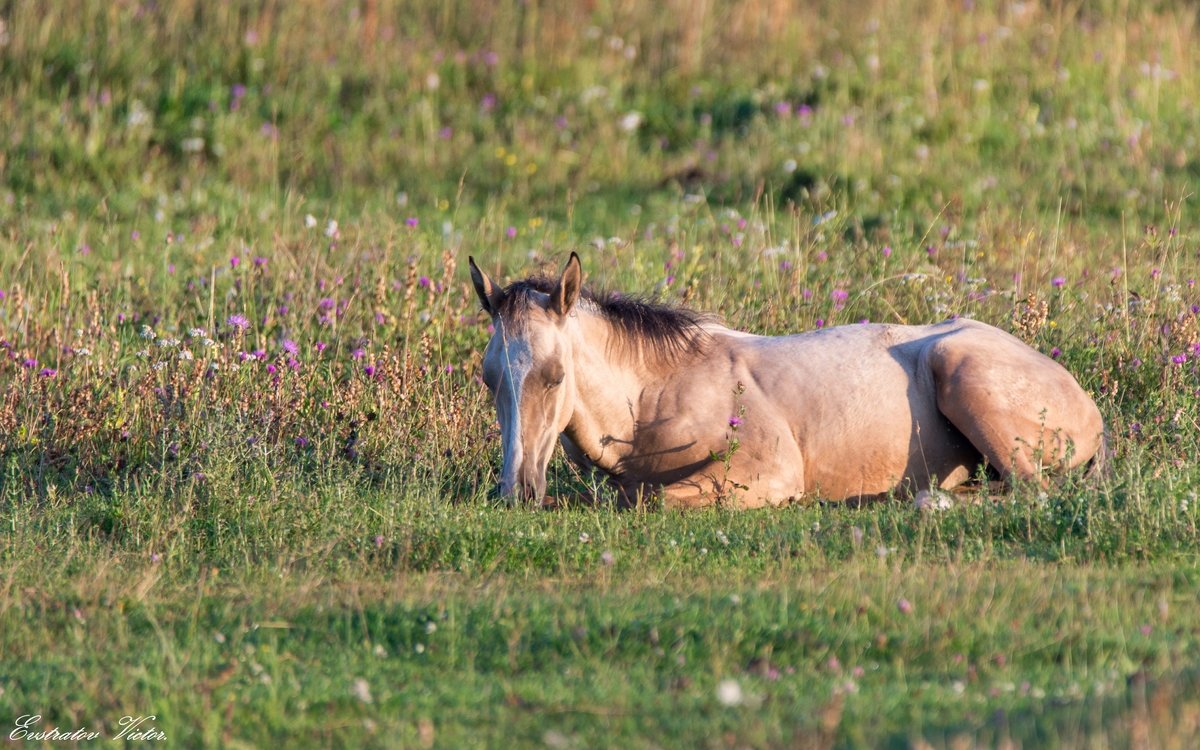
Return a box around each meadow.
[1,0,1199,746]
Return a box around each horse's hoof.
[914,489,953,512]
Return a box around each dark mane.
[497,275,712,364]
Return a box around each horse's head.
[469,253,584,503]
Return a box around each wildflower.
[729,416,743,428]
[230,255,240,269]
[351,348,365,360]
[364,364,376,377]
[253,256,267,268]
[716,679,743,707]
[304,214,317,228]
[315,341,327,353]
[21,358,36,368]
[1051,276,1066,288]
[38,367,57,378]
[150,553,161,563]
[1051,347,1062,358]
[897,598,914,615]
[188,328,207,338]
[140,325,156,340]
[325,220,339,238]
[619,111,643,132]
[716,529,730,546]
[579,532,591,544]
[882,245,892,258]
[405,217,419,228]
[831,289,849,307]
[418,275,431,288]
[179,350,194,361]
[75,347,92,357]
[350,678,373,704]
[600,550,614,566]
[1171,353,1188,365]
[281,339,298,355]
[506,226,517,239]
[227,314,250,332]
[295,436,309,448]
[374,535,384,548]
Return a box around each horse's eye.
[544,363,565,389]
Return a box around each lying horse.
[469,253,1105,508]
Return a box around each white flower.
[716,530,730,546]
[350,677,373,704]
[619,111,643,133]
[179,349,194,361]
[75,347,92,357]
[716,679,743,707]
[578,532,591,544]
[188,327,207,338]
[325,219,339,238]
[304,214,317,228]
[140,325,156,340]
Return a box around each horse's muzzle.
[493,477,546,504]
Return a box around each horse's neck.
[563,314,654,472]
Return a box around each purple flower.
[1051,347,1062,358]
[38,367,56,378]
[315,341,327,353]
[266,363,278,375]
[897,598,913,615]
[351,348,365,360]
[815,319,825,329]
[729,416,743,428]
[882,245,892,258]
[1171,353,1188,365]
[131,230,140,241]
[21,358,36,368]
[406,217,419,228]
[418,275,431,288]
[1051,276,1066,288]
[506,226,517,239]
[282,339,298,355]
[253,256,267,268]
[230,256,240,269]
[318,297,335,311]
[227,314,250,331]
[295,436,309,448]
[364,364,376,377]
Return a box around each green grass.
[2,0,1200,747]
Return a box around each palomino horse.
[469,253,1105,508]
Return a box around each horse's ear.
[552,252,584,317]
[469,256,505,315]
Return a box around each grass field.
[2,1,1200,747]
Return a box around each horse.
[469,253,1106,509]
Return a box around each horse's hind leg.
[926,331,1105,484]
